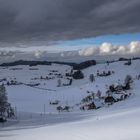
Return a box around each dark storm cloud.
[0,0,140,43]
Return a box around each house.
[105,96,116,104]
[86,102,96,110]
[113,91,130,101]
[0,116,7,123]
[83,100,102,110]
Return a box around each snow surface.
[0,60,140,140]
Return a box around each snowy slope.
[1,107,140,140]
[0,60,140,140]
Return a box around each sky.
[58,33,140,50]
[0,0,140,62]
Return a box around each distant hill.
[0,59,96,70]
[106,57,140,64]
[73,60,96,70]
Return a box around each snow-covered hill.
[0,60,140,140]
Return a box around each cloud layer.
[79,41,140,56]
[0,41,140,63]
[0,0,140,43]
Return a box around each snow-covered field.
[0,60,140,140]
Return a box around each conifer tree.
[0,84,14,121]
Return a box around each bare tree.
[89,74,95,82]
[57,79,61,87]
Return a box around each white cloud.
[79,47,99,56]
[0,51,15,57]
[34,50,47,58]
[99,42,113,54]
[79,41,140,56]
[129,41,140,54]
